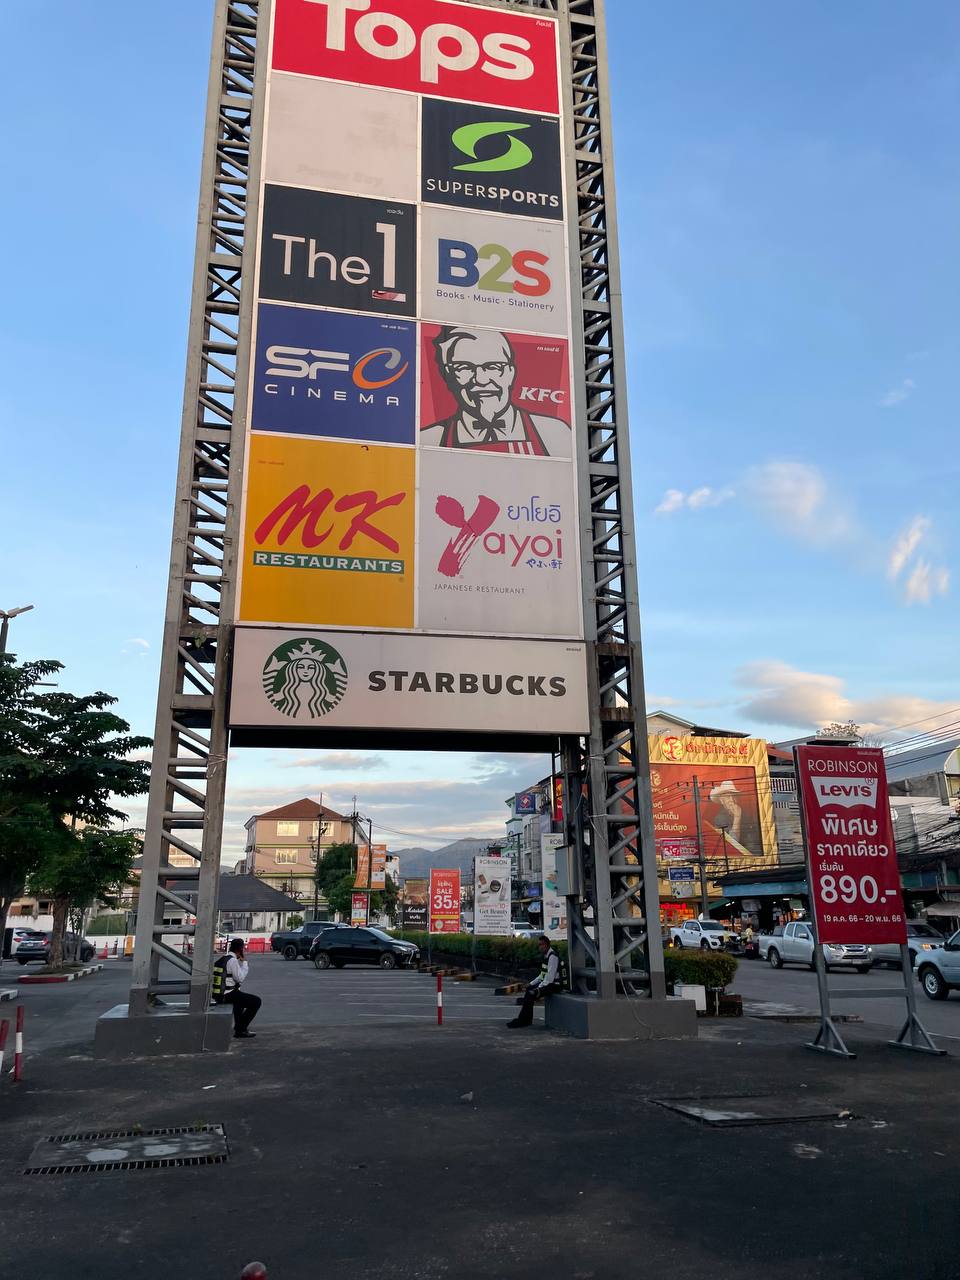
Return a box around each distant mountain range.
[394,838,503,881]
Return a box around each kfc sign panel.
[272,0,560,114]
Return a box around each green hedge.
[664,949,737,990]
[392,931,736,991]
[394,931,560,966]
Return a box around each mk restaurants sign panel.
[229,0,589,741]
[795,745,907,946]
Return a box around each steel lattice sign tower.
[102,0,693,1054]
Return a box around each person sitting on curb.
[506,935,565,1029]
[221,938,262,1040]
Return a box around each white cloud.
[887,516,949,604]
[128,637,150,649]
[888,516,930,580]
[655,486,734,515]
[743,461,849,545]
[278,752,386,772]
[734,660,958,739]
[879,377,915,408]
[904,560,950,605]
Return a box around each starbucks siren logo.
[261,637,348,720]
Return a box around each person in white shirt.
[507,934,564,1028]
[224,938,262,1039]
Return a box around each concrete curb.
[18,964,104,986]
[0,989,18,1002]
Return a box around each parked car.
[310,926,419,970]
[871,921,944,969]
[15,931,96,965]
[3,927,47,959]
[758,921,872,973]
[270,920,336,960]
[670,919,737,950]
[916,930,960,1000]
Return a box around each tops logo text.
[273,0,560,115]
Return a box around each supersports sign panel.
[231,0,585,742]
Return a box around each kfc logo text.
[273,0,560,114]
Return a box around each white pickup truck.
[758,921,873,973]
[669,919,737,951]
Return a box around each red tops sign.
[272,0,561,114]
[795,745,907,946]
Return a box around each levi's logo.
[811,778,878,810]
[274,0,561,114]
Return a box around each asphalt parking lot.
[730,955,960,1043]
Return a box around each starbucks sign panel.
[231,629,589,736]
[229,0,587,748]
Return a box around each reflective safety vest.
[211,954,232,1004]
[539,947,568,990]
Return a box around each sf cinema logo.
[272,0,560,114]
[252,305,415,445]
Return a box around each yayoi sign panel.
[229,0,585,747]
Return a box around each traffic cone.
[100,943,108,959]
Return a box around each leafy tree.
[371,877,399,925]
[31,827,142,967]
[314,842,358,901]
[0,655,150,967]
[325,870,358,919]
[286,913,304,929]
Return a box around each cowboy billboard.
[647,736,777,863]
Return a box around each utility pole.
[692,776,710,918]
[0,604,34,655]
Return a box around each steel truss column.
[129,0,267,1017]
[556,0,666,1002]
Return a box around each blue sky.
[1,2,957,861]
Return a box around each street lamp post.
[0,604,34,655]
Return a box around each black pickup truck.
[270,921,334,960]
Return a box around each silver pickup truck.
[758,921,873,973]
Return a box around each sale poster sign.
[474,856,510,936]
[540,833,566,940]
[429,868,461,934]
[418,449,580,637]
[419,324,571,458]
[353,842,370,890]
[351,892,369,927]
[271,0,561,114]
[238,434,415,629]
[796,746,907,946]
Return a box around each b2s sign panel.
[421,206,567,337]
[271,0,560,115]
[238,434,415,629]
[260,185,416,316]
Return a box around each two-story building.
[243,798,356,905]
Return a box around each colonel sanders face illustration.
[436,327,516,427]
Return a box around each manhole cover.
[24,1125,228,1175]
[652,1095,852,1128]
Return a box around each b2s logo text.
[438,238,551,297]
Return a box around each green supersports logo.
[451,121,534,174]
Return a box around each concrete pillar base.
[545,993,698,1040]
[93,1003,234,1057]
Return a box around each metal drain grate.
[651,1094,853,1128]
[24,1124,228,1175]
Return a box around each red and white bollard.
[13,1005,23,1082]
[437,973,443,1026]
[0,1019,8,1078]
